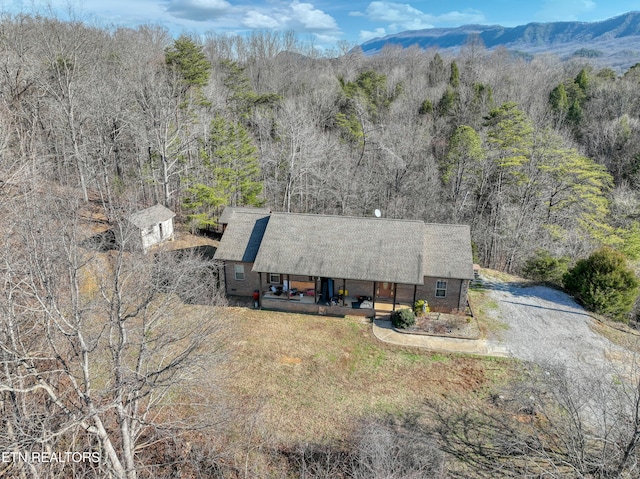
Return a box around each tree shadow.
[499,299,591,317]
[80,229,118,251]
[478,277,583,310]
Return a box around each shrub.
[414,300,430,315]
[418,98,433,115]
[563,247,639,322]
[391,309,416,329]
[522,249,569,286]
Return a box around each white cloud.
[242,11,281,29]
[357,1,485,32]
[238,1,340,34]
[536,0,597,21]
[359,27,387,42]
[161,0,341,39]
[290,1,338,30]
[365,1,424,23]
[165,0,234,20]
[314,32,342,44]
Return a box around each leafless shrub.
[427,362,640,478]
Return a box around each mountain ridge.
[359,11,640,71]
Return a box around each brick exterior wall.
[223,261,261,296]
[415,277,468,313]
[222,264,470,313]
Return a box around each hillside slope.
[360,11,640,71]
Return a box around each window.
[269,273,281,283]
[435,280,447,297]
[234,264,245,281]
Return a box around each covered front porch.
[257,273,416,317]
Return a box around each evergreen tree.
[485,102,533,166]
[221,60,280,119]
[563,248,639,321]
[209,115,263,207]
[567,98,584,125]
[165,36,211,88]
[449,60,460,88]
[437,87,458,116]
[522,249,569,285]
[427,53,446,86]
[339,70,397,117]
[575,68,589,92]
[442,125,485,221]
[183,115,263,229]
[418,98,433,115]
[549,83,569,112]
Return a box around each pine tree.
[575,68,589,92]
[442,125,485,221]
[449,61,460,88]
[549,83,569,112]
[183,115,263,229]
[165,36,211,88]
[427,53,446,86]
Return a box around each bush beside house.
[391,309,416,329]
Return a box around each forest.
[0,17,638,272]
[1,13,640,478]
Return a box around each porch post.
[372,281,376,311]
[314,276,318,304]
[287,274,291,301]
[222,263,227,294]
[258,272,263,307]
[392,283,397,311]
[413,284,417,307]
[342,279,346,306]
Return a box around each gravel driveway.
[483,277,631,376]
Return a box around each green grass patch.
[430,353,449,362]
[469,289,509,338]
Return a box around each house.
[115,204,176,252]
[214,209,474,316]
[218,206,270,233]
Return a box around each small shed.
[117,204,175,252]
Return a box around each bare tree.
[0,187,229,478]
[428,361,640,478]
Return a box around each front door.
[377,282,392,299]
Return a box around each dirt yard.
[406,312,481,339]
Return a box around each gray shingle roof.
[216,211,475,283]
[423,224,474,280]
[218,206,270,225]
[213,211,270,263]
[252,213,426,284]
[128,204,175,229]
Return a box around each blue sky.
[4,1,635,47]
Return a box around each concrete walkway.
[372,319,509,357]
